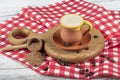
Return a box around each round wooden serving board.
[40,25,104,63]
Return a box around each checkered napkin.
[0,0,120,79]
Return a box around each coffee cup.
[60,14,92,45]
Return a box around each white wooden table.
[0,0,120,80]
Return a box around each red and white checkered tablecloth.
[0,0,120,79]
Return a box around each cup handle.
[81,20,92,35]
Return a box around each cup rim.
[60,14,84,30]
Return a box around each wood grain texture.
[0,0,120,80]
[45,25,104,63]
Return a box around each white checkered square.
[54,69,60,74]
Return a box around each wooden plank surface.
[0,0,120,80]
